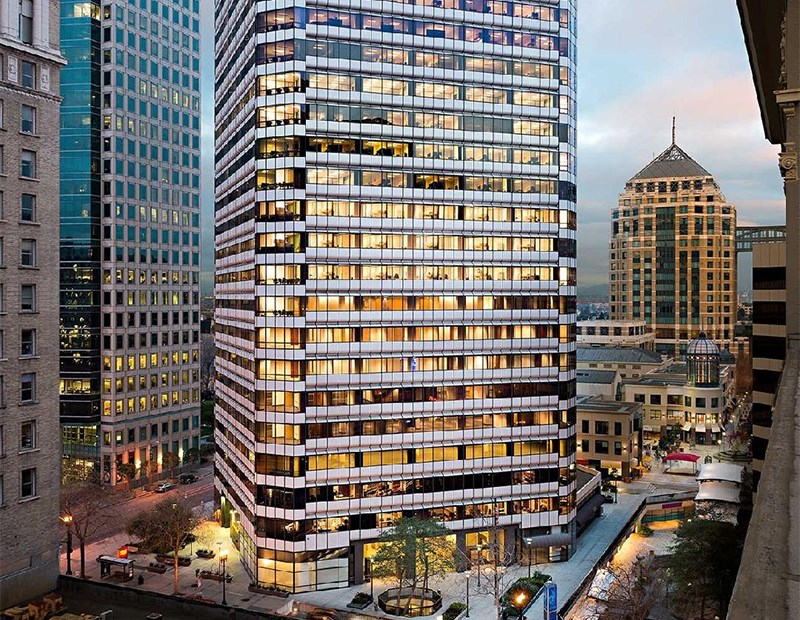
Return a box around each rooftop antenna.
[671,116,676,145]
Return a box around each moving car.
[154,482,174,493]
[179,473,198,484]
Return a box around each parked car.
[179,473,198,484]
[307,610,339,620]
[154,482,174,493]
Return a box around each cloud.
[577,0,785,288]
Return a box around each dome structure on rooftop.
[686,332,721,387]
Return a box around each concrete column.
[32,0,43,46]
[503,526,516,562]
[353,542,364,584]
[7,0,20,40]
[455,531,468,571]
[0,0,6,37]
[783,1,800,339]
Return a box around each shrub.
[637,522,654,537]
[500,573,551,616]
[351,592,372,605]
[442,602,467,620]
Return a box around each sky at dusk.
[198,0,784,293]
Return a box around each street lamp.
[509,586,531,618]
[465,571,470,618]
[523,537,534,579]
[61,515,73,576]
[220,548,228,605]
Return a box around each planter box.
[199,571,232,583]
[346,598,372,610]
[155,554,192,567]
[146,563,168,574]
[247,585,289,597]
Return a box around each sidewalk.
[63,467,700,619]
[291,492,645,619]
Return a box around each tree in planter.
[162,451,180,476]
[657,423,683,455]
[61,482,116,578]
[184,447,200,465]
[665,519,745,619]
[127,499,200,595]
[371,517,456,616]
[146,459,160,478]
[116,462,139,485]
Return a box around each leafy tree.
[371,517,456,615]
[146,459,160,477]
[184,447,200,464]
[116,462,139,485]
[666,519,745,618]
[127,500,200,594]
[162,451,180,474]
[61,482,116,578]
[657,423,683,454]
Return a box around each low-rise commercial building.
[577,320,654,349]
[577,369,620,401]
[577,346,665,380]
[622,335,734,445]
[576,396,642,479]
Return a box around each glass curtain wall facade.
[60,0,103,479]
[215,0,578,592]
[60,0,202,484]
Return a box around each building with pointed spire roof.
[609,128,737,357]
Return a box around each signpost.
[543,582,557,620]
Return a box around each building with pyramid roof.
[608,130,737,357]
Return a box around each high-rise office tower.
[0,0,65,605]
[215,0,578,592]
[59,0,202,484]
[609,135,737,357]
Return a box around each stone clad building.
[609,133,737,357]
[0,0,66,606]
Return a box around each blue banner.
[543,582,557,620]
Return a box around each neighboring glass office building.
[215,0,578,591]
[60,0,202,483]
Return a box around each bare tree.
[61,482,117,578]
[600,553,664,620]
[127,500,200,595]
[460,506,516,620]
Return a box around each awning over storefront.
[664,452,700,463]
[696,481,741,503]
[711,424,722,433]
[697,463,743,483]
[642,425,653,432]
[696,423,706,433]
[526,532,573,548]
[682,422,692,431]
[576,493,606,529]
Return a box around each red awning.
[664,452,700,463]
[577,459,590,465]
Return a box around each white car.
[154,482,174,493]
